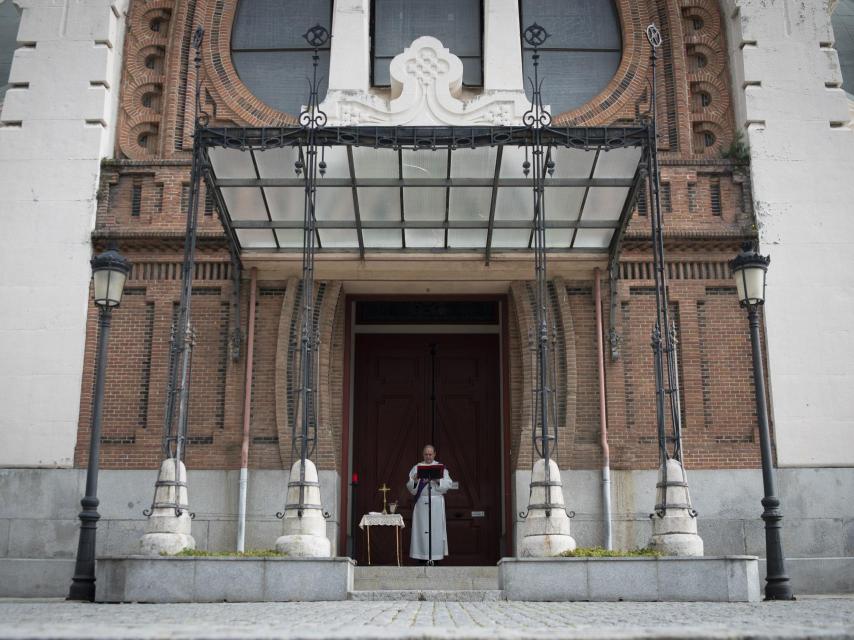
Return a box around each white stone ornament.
[519,458,577,557]
[319,36,532,126]
[648,458,704,556]
[139,459,196,555]
[275,459,332,557]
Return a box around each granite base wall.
[513,468,854,559]
[1,467,851,597]
[0,468,340,559]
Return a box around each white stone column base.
[275,459,331,558]
[649,529,704,556]
[139,532,196,556]
[275,533,332,557]
[520,533,577,557]
[139,459,195,555]
[519,458,576,557]
[648,458,704,556]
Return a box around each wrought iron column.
[523,23,560,517]
[646,24,691,507]
[644,25,701,556]
[277,24,329,521]
[144,26,207,521]
[516,24,576,557]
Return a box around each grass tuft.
[557,546,662,558]
[163,548,288,558]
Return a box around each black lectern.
[416,464,444,565]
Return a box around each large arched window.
[371,0,482,86]
[231,0,332,115]
[832,0,854,98]
[0,2,22,106]
[520,0,622,114]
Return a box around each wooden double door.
[352,333,502,566]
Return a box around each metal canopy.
[199,125,648,259]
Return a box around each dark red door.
[352,333,501,566]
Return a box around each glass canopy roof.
[199,126,648,259]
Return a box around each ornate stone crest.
[319,36,532,126]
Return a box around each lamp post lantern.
[68,249,130,602]
[730,241,794,601]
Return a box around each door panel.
[352,333,500,566]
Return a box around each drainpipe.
[594,267,613,550]
[237,267,257,552]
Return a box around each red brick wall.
[504,265,764,472]
[247,286,287,468]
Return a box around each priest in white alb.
[407,444,453,564]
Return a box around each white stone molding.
[0,0,129,467]
[483,0,525,93]
[327,0,370,93]
[319,36,532,126]
[721,0,854,466]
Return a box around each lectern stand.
[416,464,444,566]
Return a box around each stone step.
[348,589,504,602]
[353,566,499,591]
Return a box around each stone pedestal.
[139,459,195,555]
[275,459,331,557]
[649,458,704,556]
[519,458,576,557]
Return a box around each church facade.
[0,0,852,589]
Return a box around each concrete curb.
[498,556,760,602]
[95,556,355,602]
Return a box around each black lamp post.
[730,241,794,601]
[68,249,130,602]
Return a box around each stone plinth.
[95,556,354,603]
[275,459,331,557]
[499,556,760,602]
[519,458,576,557]
[649,459,704,556]
[139,459,195,555]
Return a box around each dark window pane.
[521,0,621,50]
[131,184,142,217]
[373,0,482,85]
[233,50,330,115]
[832,0,854,95]
[710,181,722,215]
[523,50,621,112]
[520,0,622,113]
[231,0,331,115]
[356,300,498,324]
[0,2,21,103]
[232,0,332,50]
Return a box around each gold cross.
[379,483,391,514]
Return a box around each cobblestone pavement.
[0,597,853,639]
